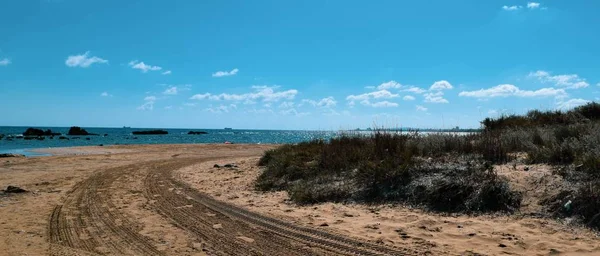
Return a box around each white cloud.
[488,109,498,115]
[190,93,211,100]
[416,105,428,112]
[205,104,238,113]
[404,86,427,94]
[212,68,239,77]
[0,58,10,66]
[346,90,399,104]
[65,52,108,68]
[528,70,589,89]
[429,80,453,91]
[138,95,157,110]
[162,70,172,75]
[527,2,540,9]
[278,108,310,116]
[502,5,522,11]
[301,96,337,108]
[128,60,162,73]
[424,91,449,103]
[557,98,590,110]
[163,86,178,95]
[459,84,567,98]
[190,86,297,102]
[367,101,398,108]
[403,95,415,101]
[278,101,295,109]
[100,92,112,97]
[377,81,403,90]
[316,97,337,107]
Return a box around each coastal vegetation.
[256,102,600,230]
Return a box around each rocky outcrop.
[68,126,97,136]
[0,153,25,158]
[3,186,27,193]
[188,131,208,135]
[132,130,168,135]
[23,128,61,136]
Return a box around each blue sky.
[1,0,599,130]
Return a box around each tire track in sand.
[48,155,425,255]
[48,165,163,256]
[144,158,422,255]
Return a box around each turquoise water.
[0,126,338,156]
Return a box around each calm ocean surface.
[0,126,340,156]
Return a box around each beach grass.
[256,102,600,230]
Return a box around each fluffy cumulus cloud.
[424,91,449,103]
[162,70,172,75]
[368,101,399,108]
[377,81,403,90]
[0,58,10,66]
[527,2,540,9]
[502,5,522,11]
[346,89,399,104]
[163,86,178,95]
[404,86,427,94]
[403,95,415,101]
[137,96,156,111]
[301,97,337,108]
[422,80,453,103]
[205,104,237,113]
[429,80,453,91]
[65,52,108,68]
[556,98,590,110]
[416,105,428,112]
[190,86,297,102]
[212,68,239,77]
[528,70,589,89]
[459,84,567,98]
[129,60,162,73]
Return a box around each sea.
[0,126,341,156]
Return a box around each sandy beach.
[1,144,599,255]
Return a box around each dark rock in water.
[213,164,221,168]
[99,144,104,146]
[68,126,97,136]
[0,153,25,158]
[85,137,91,140]
[23,136,35,140]
[58,136,69,140]
[36,136,45,141]
[132,137,138,139]
[4,186,27,193]
[103,134,108,136]
[23,128,61,136]
[0,134,4,140]
[132,130,168,135]
[188,131,208,135]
